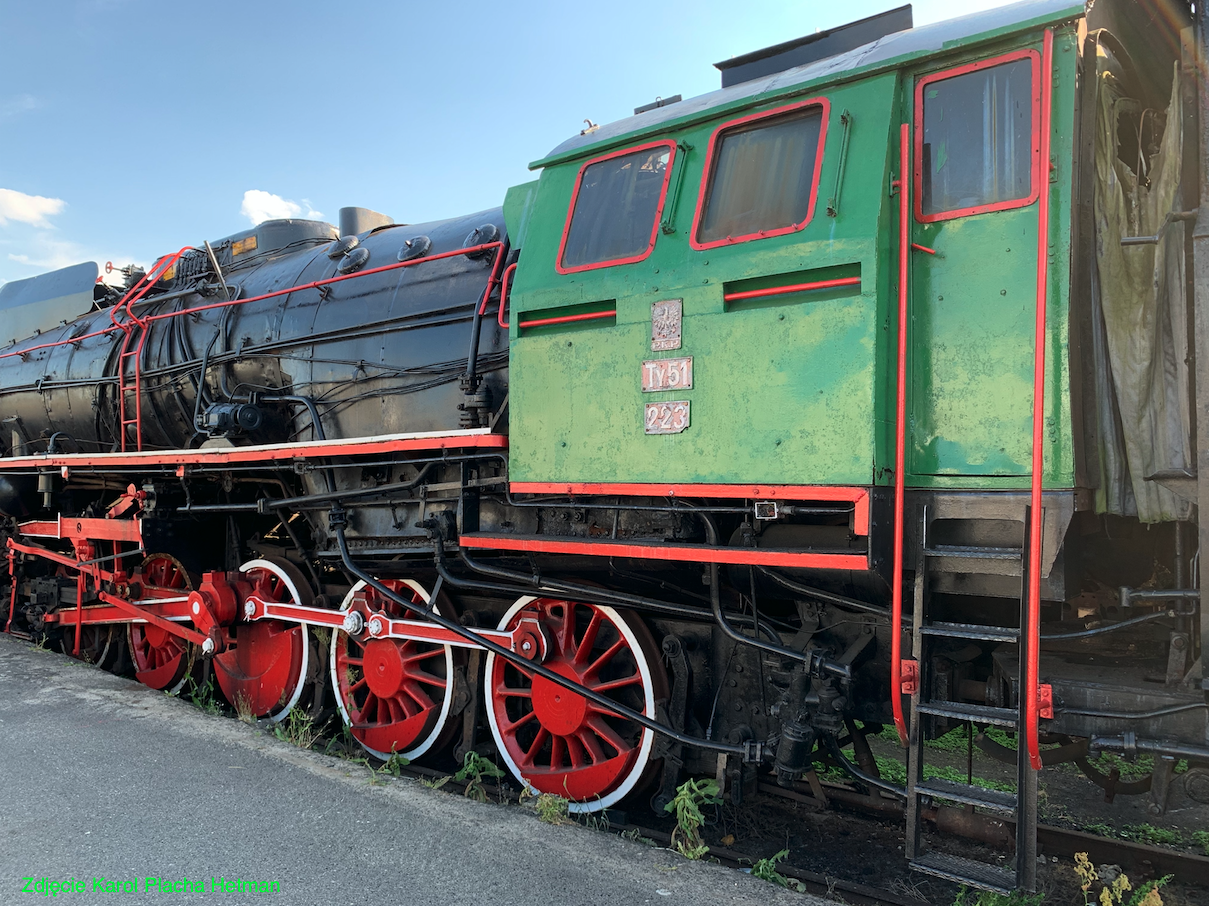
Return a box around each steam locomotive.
[2,0,1207,893]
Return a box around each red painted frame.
[555,140,678,275]
[0,431,507,471]
[460,533,868,571]
[913,48,1042,223]
[689,97,831,251]
[510,482,869,536]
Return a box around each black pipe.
[331,515,754,760]
[823,734,906,798]
[464,242,507,390]
[1040,609,1184,641]
[699,514,851,681]
[1090,734,1209,763]
[450,544,717,623]
[1060,702,1209,721]
[263,461,436,512]
[755,565,899,621]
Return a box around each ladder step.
[921,621,1020,643]
[910,852,1016,894]
[916,701,1019,727]
[923,544,1021,561]
[914,778,1017,814]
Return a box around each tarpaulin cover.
[1091,55,1192,523]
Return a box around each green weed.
[186,675,222,716]
[663,777,721,860]
[273,708,321,750]
[1084,823,1183,848]
[952,886,1043,906]
[530,793,570,825]
[1191,830,1209,856]
[453,751,506,803]
[620,827,657,846]
[750,849,807,893]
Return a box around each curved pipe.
[699,514,851,681]
[824,734,906,798]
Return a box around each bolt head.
[244,600,256,618]
[368,617,383,637]
[191,601,200,615]
[201,638,215,655]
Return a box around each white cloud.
[241,189,328,225]
[301,198,324,220]
[0,187,65,228]
[0,94,40,119]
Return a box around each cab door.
[906,49,1043,478]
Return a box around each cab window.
[915,51,1039,221]
[557,141,675,273]
[693,100,827,249]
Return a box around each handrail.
[0,240,504,362]
[890,122,911,747]
[496,262,518,329]
[1025,28,1055,772]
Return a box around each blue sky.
[0,0,1009,288]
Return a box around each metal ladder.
[904,507,1040,894]
[107,248,192,452]
[115,316,148,451]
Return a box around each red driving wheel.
[331,579,458,760]
[485,597,666,812]
[212,559,311,722]
[128,554,194,692]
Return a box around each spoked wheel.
[212,559,311,722]
[331,579,459,761]
[128,554,195,693]
[485,596,667,812]
[58,623,119,669]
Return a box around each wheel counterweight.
[485,596,667,812]
[128,554,194,693]
[212,559,310,722]
[331,579,457,761]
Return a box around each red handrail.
[890,123,911,747]
[1025,28,1055,772]
[0,241,505,362]
[497,262,518,329]
[722,275,861,303]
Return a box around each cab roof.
[532,0,1084,170]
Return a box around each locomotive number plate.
[642,356,693,392]
[645,401,690,435]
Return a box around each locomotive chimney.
[339,207,394,237]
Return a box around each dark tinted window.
[920,59,1033,217]
[560,146,671,270]
[697,108,823,245]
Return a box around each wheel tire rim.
[485,596,664,813]
[330,578,456,761]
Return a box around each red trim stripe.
[0,432,507,470]
[460,533,868,571]
[723,276,860,303]
[509,482,869,536]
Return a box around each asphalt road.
[0,633,823,906]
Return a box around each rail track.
[383,757,1209,905]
